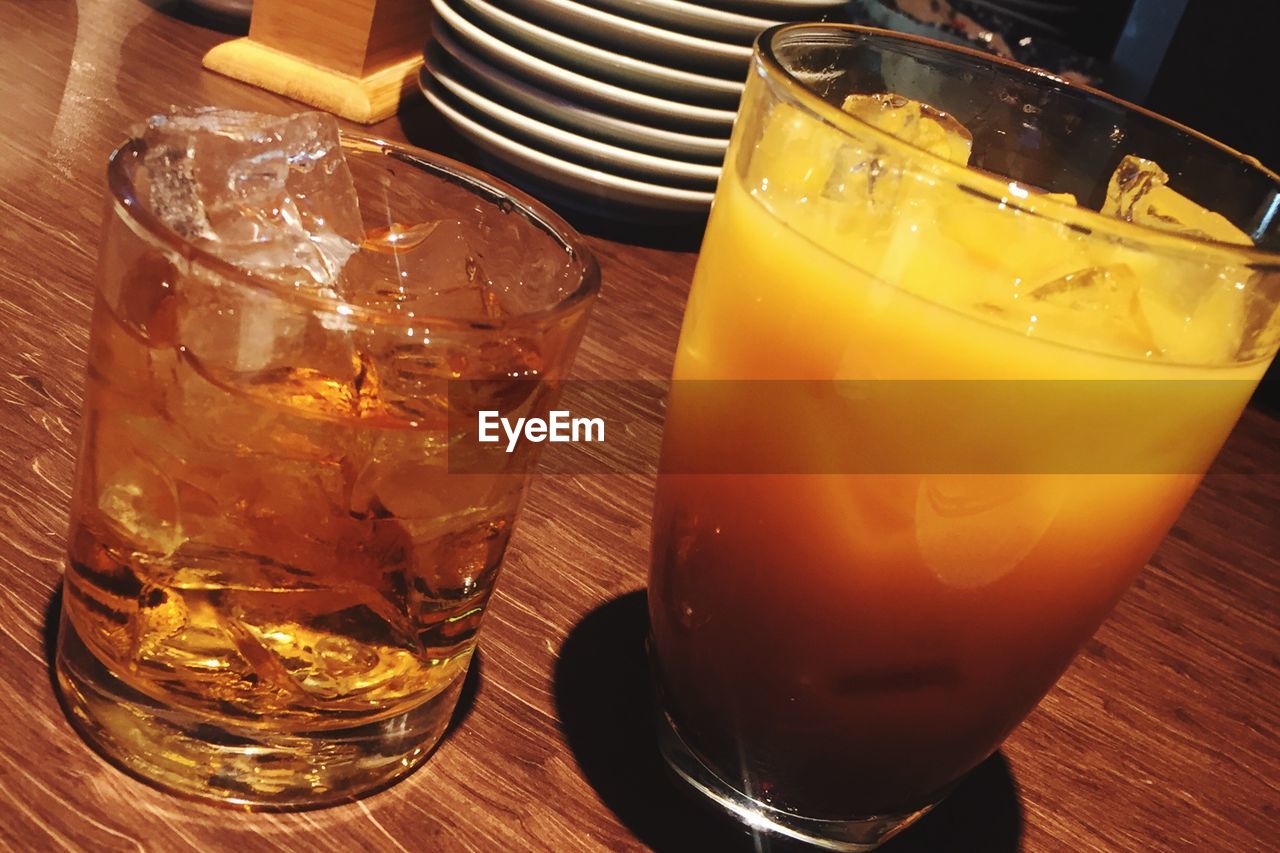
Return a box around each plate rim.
[698,0,846,8]
[430,25,731,160]
[430,0,738,128]
[588,0,784,37]
[500,0,753,63]
[422,46,721,184]
[419,73,716,211]
[455,0,745,99]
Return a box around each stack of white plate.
[419,0,848,218]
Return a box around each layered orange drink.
[650,88,1275,819]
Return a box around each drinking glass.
[56,132,599,808]
[649,24,1280,849]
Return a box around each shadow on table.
[554,591,1024,853]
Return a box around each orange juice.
[649,104,1270,818]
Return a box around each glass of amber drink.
[57,117,598,808]
[649,24,1280,849]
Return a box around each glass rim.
[106,130,601,332]
[755,23,1280,266]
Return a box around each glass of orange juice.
[648,24,1280,849]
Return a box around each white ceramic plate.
[423,44,720,186]
[419,72,716,214]
[586,0,783,42]
[432,0,738,130]
[431,25,730,163]
[500,0,753,71]
[455,0,742,104]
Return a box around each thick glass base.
[657,710,936,851]
[55,613,464,810]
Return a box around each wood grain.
[0,2,1275,851]
[250,0,379,76]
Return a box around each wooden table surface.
[0,3,1275,851]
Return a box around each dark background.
[1143,0,1278,170]
[1076,0,1278,171]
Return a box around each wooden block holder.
[203,0,432,124]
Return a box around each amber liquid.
[58,247,544,804]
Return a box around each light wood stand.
[203,0,432,124]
